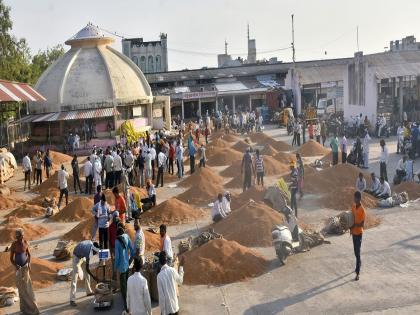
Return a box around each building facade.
[390,36,420,52]
[122,34,168,74]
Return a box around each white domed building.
[28,24,170,144]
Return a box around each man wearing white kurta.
[126,258,151,315]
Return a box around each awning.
[25,107,120,123]
[215,82,248,92]
[0,79,46,102]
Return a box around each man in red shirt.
[350,191,366,281]
[113,186,127,223]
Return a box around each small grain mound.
[231,140,251,153]
[125,225,161,252]
[317,187,378,210]
[140,198,206,225]
[51,197,94,222]
[209,138,231,148]
[7,203,45,218]
[299,140,330,157]
[49,150,73,164]
[321,150,342,164]
[221,134,240,143]
[220,160,242,178]
[273,151,296,164]
[261,144,278,156]
[62,216,96,241]
[178,179,225,205]
[179,167,224,188]
[365,211,381,229]
[249,133,272,143]
[182,239,269,285]
[393,182,420,200]
[0,252,63,289]
[213,201,284,247]
[249,133,291,151]
[230,186,266,209]
[0,216,49,245]
[207,148,242,166]
[0,195,21,210]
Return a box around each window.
[148,55,154,73]
[156,55,162,72]
[140,56,146,72]
[132,56,139,66]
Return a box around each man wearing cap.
[70,240,100,306]
[10,229,39,315]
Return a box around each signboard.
[182,91,217,100]
[321,81,337,88]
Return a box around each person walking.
[22,152,32,191]
[44,149,52,179]
[71,155,83,194]
[341,135,348,164]
[379,139,388,181]
[159,224,173,265]
[168,143,175,175]
[188,142,196,174]
[113,186,127,223]
[93,156,102,191]
[330,135,339,165]
[84,156,93,194]
[10,228,40,315]
[362,132,371,169]
[156,149,167,187]
[33,152,42,186]
[296,153,304,199]
[350,191,366,281]
[92,194,111,249]
[69,240,99,306]
[321,121,327,146]
[157,252,184,315]
[57,165,69,208]
[241,148,254,192]
[114,226,134,313]
[175,141,184,178]
[199,144,206,168]
[289,161,299,217]
[150,145,156,180]
[137,149,145,187]
[113,150,123,185]
[133,219,145,262]
[104,151,114,189]
[254,149,264,186]
[126,258,152,315]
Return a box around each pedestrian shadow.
[243,272,353,315]
[390,233,420,250]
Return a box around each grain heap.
[181,239,269,285]
[179,167,224,188]
[0,252,63,289]
[0,148,17,184]
[221,134,240,143]
[49,150,73,164]
[273,151,296,164]
[207,148,243,166]
[299,140,330,157]
[140,198,206,225]
[0,195,21,210]
[0,216,49,245]
[178,178,225,206]
[125,225,161,252]
[365,212,381,229]
[261,144,278,156]
[209,138,231,148]
[213,201,284,247]
[394,182,420,200]
[321,150,342,164]
[249,133,291,151]
[231,140,251,153]
[230,186,266,209]
[6,203,45,218]
[51,197,94,222]
[317,187,378,209]
[63,216,96,241]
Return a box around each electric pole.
[291,14,296,64]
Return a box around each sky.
[5,0,420,71]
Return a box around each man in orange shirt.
[113,186,127,223]
[351,191,366,281]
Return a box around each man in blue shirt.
[114,227,134,313]
[189,142,197,174]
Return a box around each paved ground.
[3,126,420,315]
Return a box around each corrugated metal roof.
[29,107,119,123]
[296,65,347,85]
[0,79,46,103]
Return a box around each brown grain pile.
[6,203,45,218]
[49,150,73,164]
[62,216,96,241]
[221,134,240,143]
[209,138,231,148]
[317,187,378,210]
[273,151,296,164]
[249,133,272,143]
[249,133,291,151]
[207,148,243,166]
[0,252,63,289]
[51,197,94,222]
[178,179,225,205]
[299,140,330,157]
[0,216,49,245]
[304,164,368,194]
[231,140,251,153]
[393,182,420,200]
[219,160,242,177]
[140,198,206,225]
[125,225,161,253]
[230,186,266,209]
[365,211,381,229]
[181,239,269,285]
[179,167,224,188]
[0,195,21,210]
[213,201,284,247]
[261,144,278,156]
[321,150,342,164]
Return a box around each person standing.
[308,122,314,140]
[150,145,157,180]
[379,139,388,181]
[188,142,196,174]
[320,121,327,146]
[34,152,42,186]
[341,135,348,164]
[141,180,157,208]
[92,194,110,249]
[330,135,339,165]
[241,148,254,192]
[296,120,302,146]
[199,144,206,168]
[350,191,366,281]
[71,155,83,194]
[69,240,99,306]
[113,186,127,223]
[133,219,145,262]
[315,121,321,143]
[159,224,173,265]
[363,132,371,169]
[126,258,152,315]
[254,149,264,186]
[168,142,175,175]
[93,156,102,191]
[22,152,32,191]
[175,141,184,178]
[114,150,123,186]
[157,252,184,315]
[104,151,114,189]
[156,149,167,187]
[289,161,298,217]
[114,226,134,313]
[44,149,52,179]
[296,153,304,199]
[57,165,69,208]
[84,156,93,194]
[10,229,40,315]
[137,149,145,187]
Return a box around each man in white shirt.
[175,142,184,178]
[125,150,135,185]
[93,156,102,190]
[395,155,407,180]
[222,191,231,216]
[57,165,70,208]
[150,145,157,180]
[156,150,167,187]
[211,193,229,223]
[22,152,32,191]
[127,257,151,315]
[104,152,114,188]
[84,156,93,195]
[159,224,173,264]
[362,132,371,168]
[157,252,184,315]
[355,173,366,192]
[113,150,123,185]
[366,173,381,196]
[341,136,348,163]
[133,219,145,262]
[377,176,391,199]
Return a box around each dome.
[30,24,153,114]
